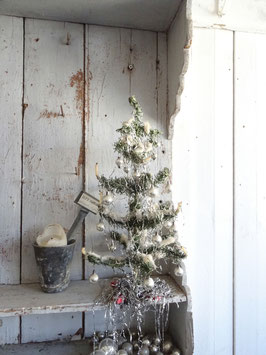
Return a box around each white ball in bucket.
[36,224,67,247]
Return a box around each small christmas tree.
[83,96,187,288]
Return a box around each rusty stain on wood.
[23,103,28,113]
[76,143,84,177]
[39,109,59,119]
[70,69,84,114]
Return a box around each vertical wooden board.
[21,18,84,342]
[157,32,172,172]
[22,18,84,282]
[234,32,266,355]
[172,28,233,355]
[213,29,233,355]
[0,15,23,345]
[21,313,82,343]
[130,30,157,128]
[0,317,20,345]
[131,30,169,176]
[0,15,23,285]
[85,25,131,281]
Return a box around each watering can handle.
[67,209,89,241]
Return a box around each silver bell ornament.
[152,234,162,244]
[150,344,159,354]
[163,339,173,353]
[139,345,150,355]
[116,157,123,168]
[121,342,133,354]
[174,265,184,277]
[89,271,99,283]
[143,277,154,288]
[103,193,113,205]
[148,187,159,198]
[99,338,118,355]
[171,349,182,355]
[96,221,105,232]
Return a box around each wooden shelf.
[0,276,186,318]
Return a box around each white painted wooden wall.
[0,15,168,344]
[173,27,266,355]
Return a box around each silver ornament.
[116,157,123,168]
[153,337,161,346]
[150,344,159,354]
[117,350,128,355]
[139,345,150,355]
[121,342,133,354]
[133,340,140,351]
[96,221,105,232]
[103,193,113,205]
[133,169,141,177]
[89,271,99,283]
[163,339,173,353]
[148,187,159,198]
[142,336,151,347]
[152,234,162,244]
[143,277,154,288]
[123,166,130,173]
[174,265,184,277]
[164,220,173,229]
[97,332,105,340]
[171,348,181,355]
[99,338,118,355]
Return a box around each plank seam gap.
[19,16,26,345]
[232,30,236,355]
[82,24,86,282]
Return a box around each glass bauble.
[99,338,118,355]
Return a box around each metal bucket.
[33,239,76,293]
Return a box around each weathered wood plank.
[85,25,131,282]
[0,14,23,345]
[0,339,92,355]
[0,0,182,32]
[21,313,82,343]
[234,31,266,355]
[0,317,20,346]
[22,18,84,283]
[0,276,186,318]
[172,28,233,355]
[21,18,84,343]
[0,15,23,285]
